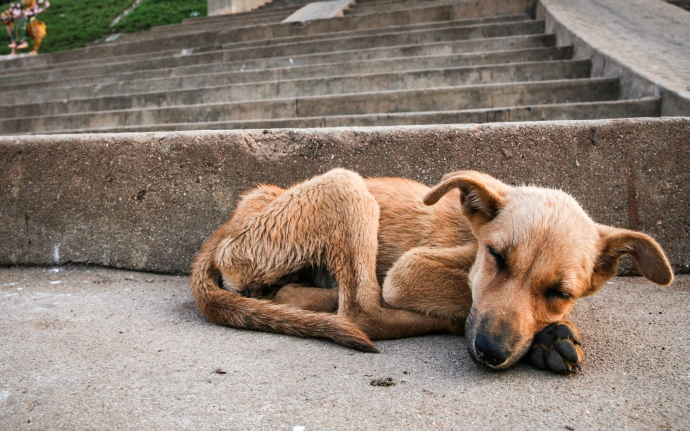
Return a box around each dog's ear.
[424,171,508,225]
[587,224,674,295]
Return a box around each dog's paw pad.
[529,322,583,374]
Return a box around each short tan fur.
[191,169,673,373]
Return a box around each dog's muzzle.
[474,333,513,368]
[466,309,528,370]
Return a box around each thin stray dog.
[191,169,673,373]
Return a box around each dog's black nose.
[475,333,510,367]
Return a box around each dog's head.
[425,171,673,370]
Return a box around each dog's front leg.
[381,245,476,335]
[382,245,476,318]
[528,319,584,374]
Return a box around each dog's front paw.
[529,322,584,374]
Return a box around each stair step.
[0,79,620,134]
[0,3,459,70]
[0,0,532,71]
[0,32,556,86]
[0,46,574,105]
[347,0,468,15]
[181,14,532,50]
[0,0,662,134]
[0,17,544,81]
[0,14,529,78]
[184,6,301,26]
[0,60,592,118]
[185,8,299,25]
[118,7,300,41]
[25,98,661,134]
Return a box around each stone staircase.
[0,0,662,135]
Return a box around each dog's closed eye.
[545,287,572,300]
[487,246,508,272]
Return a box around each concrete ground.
[0,266,687,430]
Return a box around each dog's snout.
[474,333,510,367]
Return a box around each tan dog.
[191,169,673,373]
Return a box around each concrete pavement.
[1,266,688,430]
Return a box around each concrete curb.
[538,0,690,116]
[1,118,687,274]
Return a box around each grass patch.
[112,0,207,34]
[1,0,135,55]
[0,0,207,55]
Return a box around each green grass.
[113,0,206,34]
[0,0,207,55]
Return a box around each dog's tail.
[190,236,378,353]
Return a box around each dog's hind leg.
[218,169,456,344]
[288,170,456,341]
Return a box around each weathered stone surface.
[208,0,272,16]
[282,0,354,23]
[1,118,687,275]
[538,0,690,115]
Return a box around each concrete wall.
[1,118,688,275]
[208,0,272,16]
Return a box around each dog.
[190,169,673,374]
